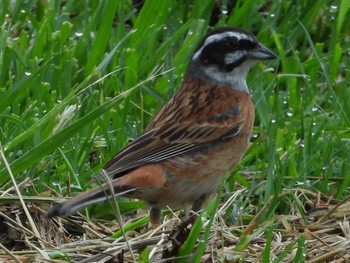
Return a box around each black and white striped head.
[189,27,277,92]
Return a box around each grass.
[1,0,350,262]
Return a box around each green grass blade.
[84,0,119,76]
[0,85,137,181]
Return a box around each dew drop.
[303,75,311,81]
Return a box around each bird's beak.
[250,42,277,60]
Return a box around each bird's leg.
[174,193,207,236]
[163,194,208,260]
[149,207,161,229]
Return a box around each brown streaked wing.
[104,116,243,179]
[103,77,245,178]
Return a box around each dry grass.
[1,181,350,262]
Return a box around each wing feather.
[103,78,247,178]
[104,120,242,178]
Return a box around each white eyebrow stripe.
[193,31,253,60]
[204,31,248,45]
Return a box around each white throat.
[190,59,256,93]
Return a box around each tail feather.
[46,182,135,218]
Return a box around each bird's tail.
[46,180,135,218]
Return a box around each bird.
[46,26,277,227]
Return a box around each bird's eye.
[225,38,239,50]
